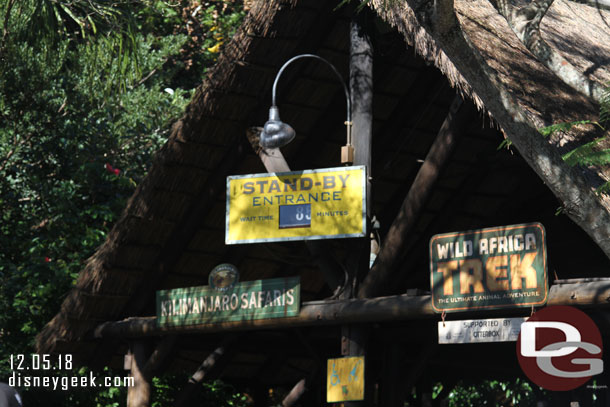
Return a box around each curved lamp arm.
[260,54,352,150]
[271,54,352,125]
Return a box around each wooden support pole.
[127,341,152,407]
[344,12,374,407]
[358,96,469,299]
[173,337,236,407]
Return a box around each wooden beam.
[358,96,471,299]
[282,378,308,407]
[94,281,610,338]
[246,129,345,291]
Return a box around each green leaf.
[561,137,610,167]
[497,138,512,150]
[538,120,592,137]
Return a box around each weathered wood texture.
[281,378,308,407]
[343,15,373,406]
[359,96,469,299]
[94,282,610,339]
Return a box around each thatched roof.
[37,0,610,383]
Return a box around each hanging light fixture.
[260,54,352,160]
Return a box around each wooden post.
[127,341,152,407]
[343,11,374,407]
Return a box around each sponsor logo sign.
[517,305,603,391]
[208,263,239,291]
[327,356,365,403]
[430,222,547,312]
[156,277,300,327]
[225,166,366,244]
[438,317,526,344]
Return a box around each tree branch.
[489,0,605,103]
[0,133,34,173]
[371,0,610,260]
[570,0,610,12]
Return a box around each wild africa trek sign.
[430,222,548,312]
[156,277,300,327]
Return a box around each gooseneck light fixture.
[260,54,352,158]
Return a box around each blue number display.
[279,204,311,229]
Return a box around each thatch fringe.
[369,0,486,113]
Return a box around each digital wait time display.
[226,166,366,244]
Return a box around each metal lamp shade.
[259,106,296,149]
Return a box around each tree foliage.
[0,0,245,404]
[538,85,610,194]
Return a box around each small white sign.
[438,317,526,344]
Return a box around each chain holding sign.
[225,166,366,244]
[430,222,548,313]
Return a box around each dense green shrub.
[0,1,245,405]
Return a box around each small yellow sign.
[226,166,366,244]
[326,356,365,403]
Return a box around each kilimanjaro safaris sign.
[430,223,548,313]
[156,277,300,327]
[225,166,366,244]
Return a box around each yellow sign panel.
[327,356,365,403]
[226,166,366,244]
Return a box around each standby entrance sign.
[430,222,547,313]
[226,166,366,244]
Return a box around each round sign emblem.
[516,305,603,391]
[208,263,239,291]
